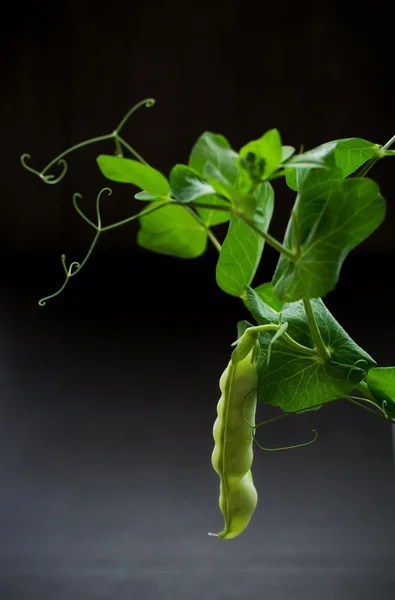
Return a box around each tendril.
[38,187,113,306]
[346,358,368,381]
[38,255,75,306]
[21,154,69,184]
[96,187,112,229]
[38,187,171,306]
[347,396,394,423]
[21,98,156,184]
[72,193,97,230]
[114,98,156,134]
[253,428,318,452]
[240,389,319,452]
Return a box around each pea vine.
[21,99,395,538]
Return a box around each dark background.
[1,1,395,598]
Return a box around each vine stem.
[250,323,316,356]
[357,133,395,178]
[234,210,297,261]
[302,298,331,362]
[183,206,222,252]
[189,201,296,261]
[282,332,316,356]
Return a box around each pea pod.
[209,340,258,539]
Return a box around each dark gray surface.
[1,274,395,599]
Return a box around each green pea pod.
[210,344,258,539]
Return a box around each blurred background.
[1,1,395,598]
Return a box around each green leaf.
[285,138,379,191]
[170,164,216,204]
[245,285,279,323]
[237,129,283,193]
[236,320,254,339]
[253,282,285,312]
[188,132,239,185]
[272,175,386,301]
[135,191,157,201]
[281,145,295,162]
[168,164,231,225]
[366,367,395,418]
[137,201,207,258]
[203,162,236,201]
[97,155,170,197]
[216,182,274,297]
[246,289,376,412]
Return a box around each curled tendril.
[253,428,318,452]
[346,358,368,381]
[95,187,112,229]
[114,98,156,134]
[38,187,114,306]
[240,389,319,451]
[20,154,68,184]
[38,255,72,306]
[73,193,97,229]
[347,395,394,422]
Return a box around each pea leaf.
[188,132,239,185]
[246,288,376,412]
[285,138,379,191]
[168,164,231,226]
[137,201,207,258]
[194,196,231,227]
[245,285,279,323]
[272,175,386,301]
[366,367,395,418]
[237,129,282,193]
[281,145,295,162]
[253,282,285,312]
[170,165,216,203]
[97,155,170,198]
[216,182,274,297]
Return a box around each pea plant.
[21,99,395,539]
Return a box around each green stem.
[188,201,296,260]
[282,332,316,357]
[233,210,297,261]
[183,207,222,253]
[116,135,150,166]
[357,134,395,178]
[302,298,331,362]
